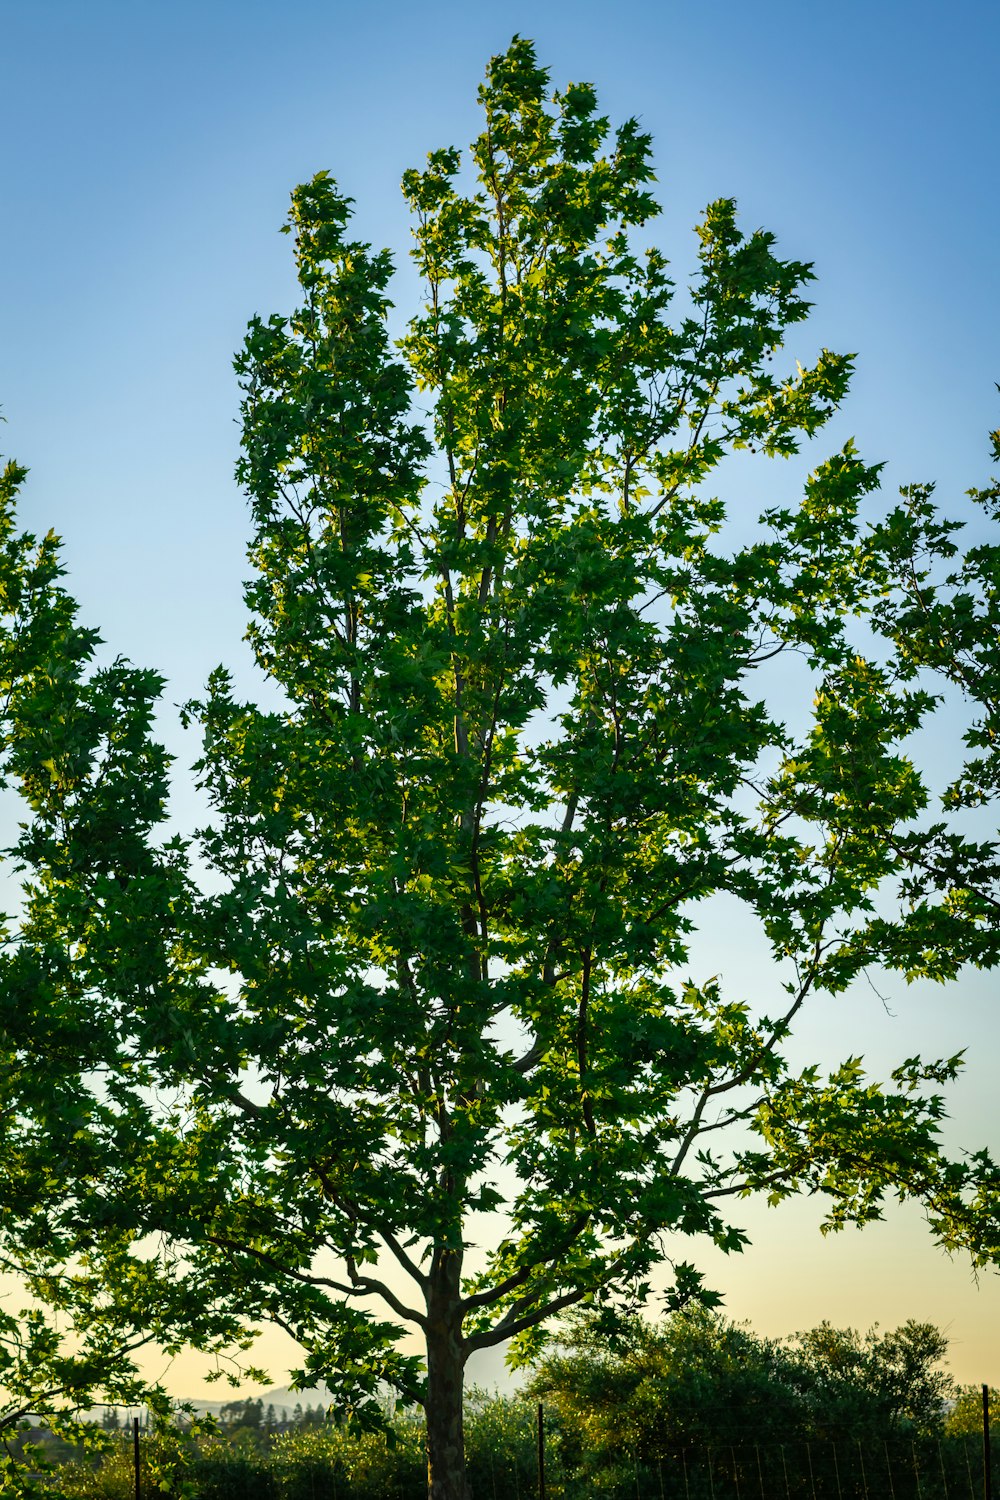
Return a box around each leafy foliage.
[47,1344,984,1500]
[529,1309,955,1463]
[946,1384,1000,1436]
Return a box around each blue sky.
[1,0,998,1391]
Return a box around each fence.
[170,1432,993,1500]
[584,1436,990,1500]
[466,1405,995,1500]
[55,1413,996,1500]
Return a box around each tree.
[791,1319,953,1439]
[2,35,1000,1500]
[529,1310,805,1472]
[0,460,261,1493]
[528,1310,955,1482]
[947,1385,1000,1437]
[866,424,1000,1011]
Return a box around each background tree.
[529,1310,805,1468]
[793,1318,954,1440]
[528,1309,955,1485]
[947,1384,1000,1437]
[2,36,1000,1500]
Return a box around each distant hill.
[177,1343,520,1417]
[243,1384,333,1413]
[177,1384,333,1419]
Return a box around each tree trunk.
[425,1258,469,1500]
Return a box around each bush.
[54,1426,200,1499]
[54,1416,429,1500]
[464,1391,541,1500]
[268,1422,425,1500]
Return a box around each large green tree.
[2,38,999,1500]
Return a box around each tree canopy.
[529,1309,956,1460]
[1,35,998,1500]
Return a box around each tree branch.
[465,1286,588,1353]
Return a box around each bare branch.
[465,1286,588,1353]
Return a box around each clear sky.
[1,0,998,1394]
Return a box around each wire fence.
[573,1435,991,1500]
[54,1418,996,1500]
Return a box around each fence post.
[488,1435,498,1500]
[132,1415,140,1500]
[985,1386,993,1500]
[537,1402,546,1500]
[884,1439,896,1500]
